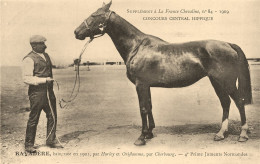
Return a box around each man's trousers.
[25,90,57,147]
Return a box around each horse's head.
[74,1,112,40]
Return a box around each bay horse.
[74,1,252,145]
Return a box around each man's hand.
[46,77,54,82]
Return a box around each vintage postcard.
[1,0,259,163]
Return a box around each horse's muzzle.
[74,34,85,40]
[74,30,83,40]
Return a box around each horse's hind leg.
[209,77,231,141]
[230,90,249,142]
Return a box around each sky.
[1,0,260,66]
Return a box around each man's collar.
[32,50,44,55]
[32,50,46,61]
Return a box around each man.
[23,35,62,153]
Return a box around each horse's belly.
[149,61,206,88]
[156,70,205,87]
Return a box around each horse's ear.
[102,2,106,7]
[102,0,112,11]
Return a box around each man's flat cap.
[30,35,47,43]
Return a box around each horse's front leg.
[146,88,155,139]
[134,82,151,146]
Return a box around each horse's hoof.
[134,139,146,146]
[238,136,248,142]
[214,134,224,141]
[145,133,154,139]
[223,131,229,138]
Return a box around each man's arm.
[22,58,48,85]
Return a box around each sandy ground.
[1,63,259,164]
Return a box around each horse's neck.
[106,12,145,62]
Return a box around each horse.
[74,1,252,146]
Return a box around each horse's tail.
[229,43,252,105]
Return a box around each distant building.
[103,61,124,65]
[82,61,125,66]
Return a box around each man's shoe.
[25,146,37,153]
[46,141,63,148]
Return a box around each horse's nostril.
[74,30,77,35]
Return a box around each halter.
[83,11,113,39]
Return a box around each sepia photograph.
[1,0,259,163]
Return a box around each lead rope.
[46,86,64,148]
[59,38,93,108]
[59,34,106,108]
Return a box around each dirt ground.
[1,63,259,164]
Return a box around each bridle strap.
[83,10,114,38]
[104,10,113,24]
[83,19,90,30]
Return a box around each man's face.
[31,42,47,53]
